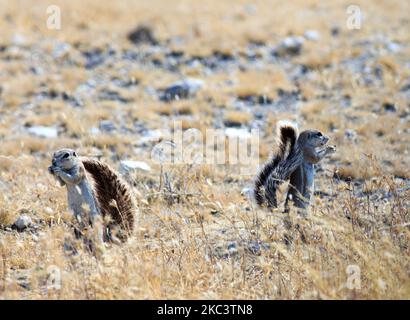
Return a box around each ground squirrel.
[254,121,336,211]
[48,149,137,242]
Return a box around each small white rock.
[304,30,320,41]
[387,42,400,53]
[90,127,100,135]
[225,128,252,139]
[53,42,71,58]
[12,34,26,45]
[120,160,151,174]
[241,187,254,198]
[137,129,166,146]
[14,215,32,231]
[173,78,204,92]
[27,126,58,138]
[282,36,304,48]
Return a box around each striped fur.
[82,158,137,241]
[254,123,303,207]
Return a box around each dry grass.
[0,160,409,299]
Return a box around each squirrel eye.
[62,153,70,159]
[73,152,77,157]
[316,132,323,137]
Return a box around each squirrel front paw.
[50,166,63,176]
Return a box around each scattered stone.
[63,241,78,255]
[224,241,270,257]
[82,48,106,69]
[345,129,358,142]
[15,273,31,290]
[185,51,236,71]
[112,77,139,88]
[331,26,340,36]
[273,36,304,57]
[12,214,32,231]
[120,160,151,174]
[52,42,71,59]
[341,95,352,108]
[99,120,117,133]
[98,90,131,103]
[137,129,165,146]
[127,25,158,46]
[386,42,401,53]
[0,178,7,191]
[160,78,204,102]
[212,50,234,62]
[39,89,59,99]
[304,30,320,41]
[90,127,100,135]
[241,187,253,198]
[383,102,396,112]
[227,243,238,255]
[12,34,26,45]
[246,242,262,255]
[225,128,252,139]
[37,89,82,107]
[27,126,58,138]
[62,92,83,107]
[237,94,273,106]
[271,89,300,111]
[165,50,184,59]
[400,83,410,92]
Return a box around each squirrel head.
[298,130,329,149]
[50,148,79,171]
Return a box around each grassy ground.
[0,0,409,299]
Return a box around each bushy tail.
[276,120,298,159]
[254,121,302,207]
[81,158,137,241]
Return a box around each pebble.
[127,25,158,46]
[225,128,252,139]
[344,129,357,142]
[273,36,304,57]
[99,120,117,133]
[160,78,204,102]
[13,215,32,231]
[304,30,320,41]
[383,102,396,112]
[119,160,151,173]
[12,34,26,45]
[137,129,165,146]
[227,243,238,255]
[241,187,253,198]
[27,126,58,138]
